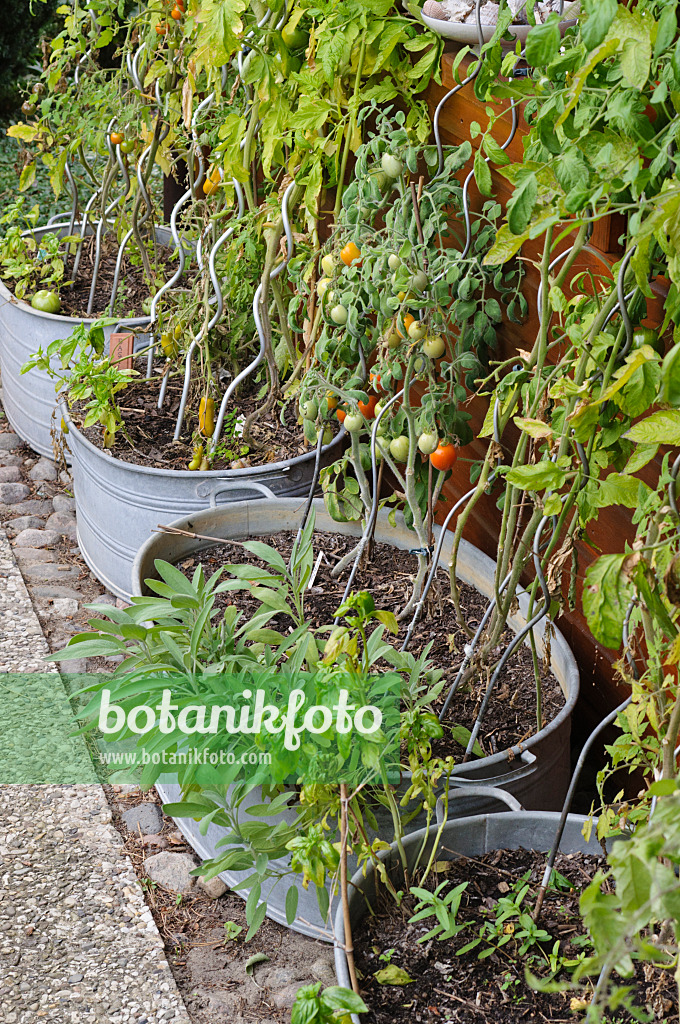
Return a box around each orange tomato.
[369,372,384,393]
[110,131,124,146]
[397,313,415,339]
[326,391,339,410]
[358,394,378,419]
[430,443,458,472]
[171,6,183,17]
[336,408,347,423]
[155,22,168,34]
[340,241,362,267]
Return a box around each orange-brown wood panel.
[419,54,666,736]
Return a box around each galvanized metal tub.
[333,808,615,1019]
[141,498,579,938]
[63,406,345,600]
[0,223,156,458]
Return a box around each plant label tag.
[110,332,134,371]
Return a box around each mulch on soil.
[6,233,178,319]
[74,362,316,471]
[354,846,678,1024]
[186,530,564,761]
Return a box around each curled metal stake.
[169,186,245,427]
[71,189,101,287]
[533,599,639,922]
[615,247,636,360]
[437,566,512,720]
[536,244,613,325]
[65,161,79,239]
[294,428,326,549]
[209,179,297,448]
[460,100,519,260]
[107,116,170,313]
[87,120,130,314]
[144,188,194,377]
[669,453,680,519]
[402,396,503,652]
[575,439,590,489]
[433,0,484,178]
[462,513,553,760]
[334,389,405,616]
[131,43,147,93]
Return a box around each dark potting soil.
[354,846,678,1024]
[187,530,563,760]
[73,362,319,471]
[7,234,178,318]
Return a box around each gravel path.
[0,406,330,1024]
[0,469,192,1021]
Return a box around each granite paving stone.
[0,526,192,1024]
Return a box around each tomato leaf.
[625,410,680,447]
[525,13,561,67]
[505,462,567,492]
[474,147,492,197]
[507,172,538,236]
[583,554,634,649]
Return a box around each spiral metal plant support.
[209,178,298,447]
[432,0,485,178]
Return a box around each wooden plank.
[416,53,662,729]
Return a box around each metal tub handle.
[436,785,524,825]
[196,478,277,507]
[447,749,537,788]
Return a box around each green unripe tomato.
[142,297,153,316]
[411,269,429,292]
[320,425,333,446]
[381,153,403,178]
[343,412,363,432]
[423,334,445,359]
[374,402,389,434]
[388,254,401,272]
[418,432,439,455]
[389,435,410,462]
[330,304,348,325]
[321,254,335,277]
[300,399,318,420]
[408,319,426,341]
[631,326,664,356]
[120,139,136,154]
[317,277,331,300]
[386,329,401,349]
[281,21,309,49]
[31,289,61,314]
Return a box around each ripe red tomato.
[358,394,378,419]
[336,408,347,424]
[340,241,361,267]
[430,443,458,472]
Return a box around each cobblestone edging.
[0,439,192,1022]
